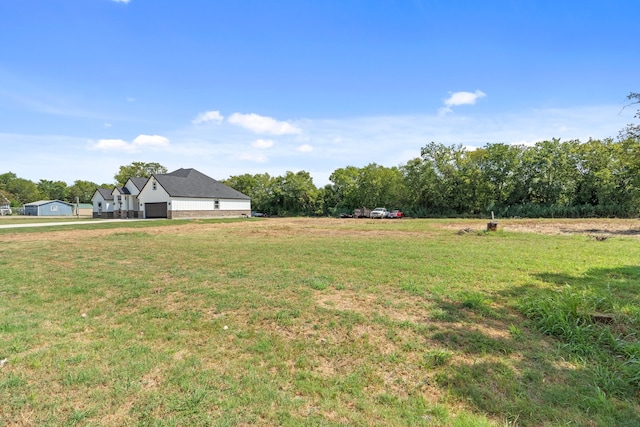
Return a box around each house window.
[152,181,157,191]
[214,200,220,209]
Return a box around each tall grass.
[0,218,639,426]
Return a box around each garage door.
[145,202,167,218]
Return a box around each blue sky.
[1,0,638,187]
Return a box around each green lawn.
[0,218,638,426]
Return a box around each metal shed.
[23,200,74,216]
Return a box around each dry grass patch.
[1,217,639,426]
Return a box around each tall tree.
[224,173,276,214]
[68,180,99,203]
[37,179,69,201]
[0,173,40,205]
[114,162,168,186]
[273,171,320,216]
[328,166,361,210]
[619,92,640,141]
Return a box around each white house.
[95,168,250,219]
[112,177,148,218]
[137,168,251,219]
[91,188,115,218]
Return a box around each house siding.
[169,198,250,218]
[24,201,74,216]
[92,191,114,218]
[171,209,249,219]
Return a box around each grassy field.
[0,218,639,426]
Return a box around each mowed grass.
[0,218,639,426]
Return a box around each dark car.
[388,210,403,218]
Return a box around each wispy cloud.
[252,139,274,148]
[439,90,486,115]
[238,152,269,163]
[228,113,302,135]
[192,110,224,125]
[112,0,130,3]
[91,134,169,153]
[296,144,313,152]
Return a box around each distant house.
[112,177,148,219]
[94,168,251,219]
[23,200,74,216]
[91,188,115,218]
[137,168,251,219]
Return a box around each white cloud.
[132,134,170,148]
[228,113,302,135]
[112,0,130,3]
[238,152,269,162]
[296,144,313,152]
[252,139,274,148]
[93,139,132,152]
[192,110,224,125]
[91,134,169,153]
[440,90,486,115]
[126,96,136,102]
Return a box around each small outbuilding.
[77,203,93,217]
[23,200,74,216]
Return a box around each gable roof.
[153,168,250,200]
[95,188,114,200]
[115,186,131,195]
[25,200,74,207]
[129,177,149,191]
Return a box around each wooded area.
[2,95,639,218]
[225,137,640,218]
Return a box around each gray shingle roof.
[129,178,149,191]
[154,168,250,200]
[25,200,74,207]
[96,188,114,200]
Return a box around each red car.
[388,210,403,218]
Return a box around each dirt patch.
[443,218,640,238]
[1,217,639,243]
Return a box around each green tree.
[419,142,472,214]
[114,162,168,186]
[619,92,640,141]
[273,171,320,216]
[37,179,70,201]
[224,173,276,214]
[473,143,524,212]
[0,173,41,205]
[356,163,406,210]
[68,180,99,203]
[524,139,579,206]
[327,166,361,210]
[574,139,617,206]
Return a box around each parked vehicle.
[353,207,371,218]
[388,209,403,218]
[370,207,388,219]
[251,211,267,217]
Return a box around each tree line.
[223,137,640,218]
[0,162,166,207]
[2,94,638,218]
[228,93,640,218]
